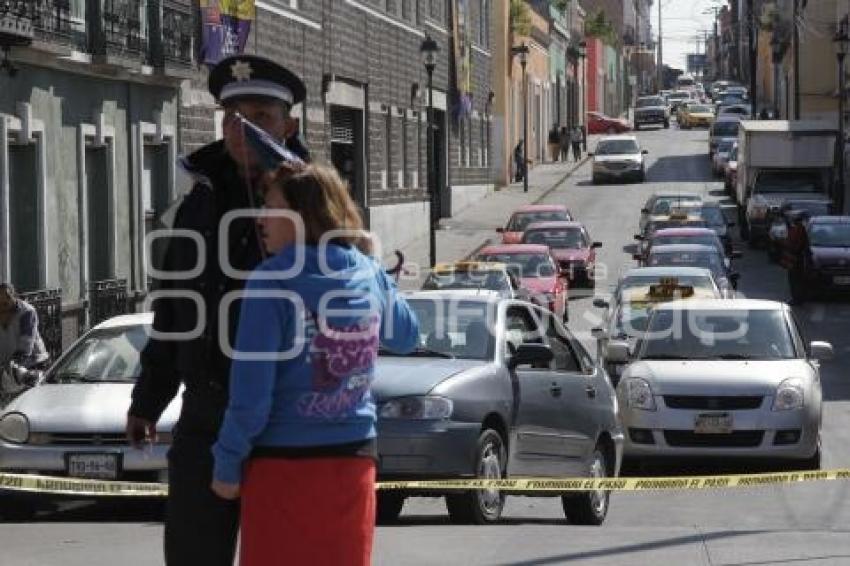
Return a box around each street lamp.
[420,34,439,267]
[512,43,530,193]
[834,22,849,214]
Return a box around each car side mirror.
[496,227,504,233]
[592,241,603,249]
[809,341,834,361]
[606,341,631,363]
[634,234,644,241]
[641,149,649,155]
[640,208,649,214]
[508,343,554,370]
[592,298,609,309]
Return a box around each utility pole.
[657,0,663,89]
[747,0,757,119]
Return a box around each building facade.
[0,0,193,351]
[183,0,496,261]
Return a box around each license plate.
[66,453,120,480]
[694,413,733,434]
[834,276,850,285]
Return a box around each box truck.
[736,121,837,243]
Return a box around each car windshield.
[637,97,664,108]
[639,309,796,360]
[48,326,150,383]
[422,270,511,292]
[689,105,712,113]
[698,206,727,227]
[522,228,586,249]
[647,219,708,235]
[717,140,735,153]
[506,210,569,231]
[668,92,689,100]
[755,171,824,194]
[652,236,720,251]
[720,95,745,105]
[648,251,724,278]
[712,121,740,137]
[595,140,639,155]
[808,223,850,247]
[614,304,653,337]
[620,275,717,297]
[477,253,556,278]
[404,298,496,360]
[722,106,750,115]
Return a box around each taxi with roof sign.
[592,275,722,385]
[421,261,522,300]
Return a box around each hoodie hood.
[264,244,386,325]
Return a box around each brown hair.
[266,163,372,254]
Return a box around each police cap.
[208,54,306,107]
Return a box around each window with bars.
[401,113,409,188]
[385,111,393,188]
[478,0,490,49]
[467,117,473,168]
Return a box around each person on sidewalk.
[0,284,50,372]
[782,211,810,304]
[571,126,583,162]
[210,164,419,565]
[126,54,309,566]
[548,125,561,162]
[513,140,526,182]
[559,126,570,162]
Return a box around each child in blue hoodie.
[211,164,418,565]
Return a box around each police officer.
[125,55,308,565]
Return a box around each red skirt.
[239,456,376,566]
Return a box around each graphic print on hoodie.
[299,313,380,419]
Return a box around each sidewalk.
[385,155,590,290]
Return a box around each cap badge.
[231,60,253,82]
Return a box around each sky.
[652,0,724,71]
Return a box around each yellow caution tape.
[1,469,849,497]
[0,472,167,498]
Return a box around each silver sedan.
[607,300,832,469]
[0,314,179,485]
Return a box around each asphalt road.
[3,126,850,565]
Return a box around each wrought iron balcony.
[158,0,193,67]
[32,0,87,51]
[0,1,34,48]
[88,278,130,328]
[90,0,147,63]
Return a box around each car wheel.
[592,174,601,185]
[633,123,640,131]
[562,444,611,526]
[664,120,670,129]
[376,492,405,524]
[800,445,822,471]
[445,429,506,525]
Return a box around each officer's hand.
[211,479,240,500]
[126,415,156,448]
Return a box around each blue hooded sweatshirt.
[212,243,419,484]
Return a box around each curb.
[532,155,591,205]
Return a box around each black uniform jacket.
[129,139,307,430]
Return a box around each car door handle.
[550,384,562,397]
[585,385,597,399]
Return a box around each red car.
[476,244,569,322]
[587,111,631,134]
[520,221,602,289]
[497,204,573,244]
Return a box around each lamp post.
[420,34,439,267]
[834,22,849,214]
[512,44,530,193]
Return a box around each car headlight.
[624,378,656,411]
[0,413,30,444]
[772,378,804,411]
[380,396,453,420]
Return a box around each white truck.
[736,121,837,243]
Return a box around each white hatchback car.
[608,300,833,469]
[591,136,648,184]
